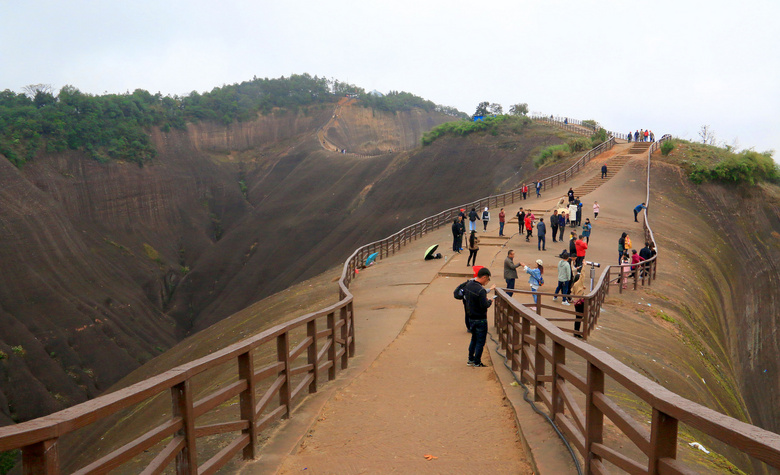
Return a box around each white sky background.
[2,0,778,156]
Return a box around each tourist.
[467,231,480,267]
[593,201,600,220]
[536,181,542,198]
[568,202,578,227]
[601,164,608,178]
[522,184,528,200]
[633,202,647,222]
[558,212,566,241]
[525,213,533,242]
[618,232,627,263]
[464,267,495,367]
[550,209,559,242]
[575,234,588,268]
[582,218,592,244]
[576,199,583,227]
[498,208,506,236]
[627,131,632,142]
[639,241,653,261]
[481,207,490,231]
[537,218,547,251]
[468,207,478,231]
[504,250,520,296]
[451,217,462,252]
[571,273,586,338]
[517,208,525,236]
[554,251,572,304]
[567,187,575,204]
[520,259,545,304]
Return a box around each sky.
[2,0,779,156]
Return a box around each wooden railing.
[0,122,618,473]
[492,134,780,473]
[531,115,629,141]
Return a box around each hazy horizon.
[2,0,778,157]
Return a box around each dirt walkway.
[240,142,653,474]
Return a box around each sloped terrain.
[0,104,577,422]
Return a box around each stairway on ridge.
[628,142,652,154]
[569,154,632,198]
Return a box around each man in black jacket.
[465,267,495,367]
[451,217,464,252]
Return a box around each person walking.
[535,181,542,198]
[498,208,505,236]
[537,218,547,251]
[627,131,632,142]
[466,231,480,266]
[553,251,572,305]
[575,234,588,268]
[558,212,566,241]
[633,203,647,222]
[453,278,473,332]
[634,130,639,142]
[451,217,463,252]
[601,164,608,178]
[569,231,577,257]
[481,207,490,231]
[582,218,592,243]
[520,259,544,304]
[468,207,479,231]
[550,209,559,242]
[504,250,520,296]
[464,267,495,367]
[567,188,575,204]
[593,201,600,220]
[522,184,528,200]
[517,208,525,236]
[525,213,533,242]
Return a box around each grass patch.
[421,115,531,145]
[143,243,165,266]
[660,140,778,185]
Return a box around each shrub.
[581,119,598,130]
[661,140,674,155]
[534,144,570,167]
[590,128,608,147]
[567,137,591,152]
[1,450,20,475]
[689,150,778,185]
[11,345,25,357]
[421,115,529,145]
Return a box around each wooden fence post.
[307,320,319,394]
[550,341,565,420]
[277,333,291,419]
[238,351,258,460]
[534,327,546,402]
[171,380,198,474]
[585,362,605,474]
[582,298,591,339]
[511,309,520,371]
[327,312,336,380]
[340,305,350,369]
[648,409,679,474]
[520,315,530,385]
[22,439,60,475]
[348,301,356,357]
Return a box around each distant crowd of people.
[627,129,654,142]
[451,187,656,363]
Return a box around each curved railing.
[0,121,616,473]
[492,134,780,473]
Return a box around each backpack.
[454,280,469,300]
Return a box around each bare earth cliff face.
[0,105,559,423]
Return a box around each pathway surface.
[240,141,655,474]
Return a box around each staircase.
[570,154,631,197]
[628,142,652,154]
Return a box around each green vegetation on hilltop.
[420,115,531,146]
[534,136,599,168]
[660,140,778,185]
[0,74,464,167]
[0,74,337,166]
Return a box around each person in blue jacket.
[558,212,566,242]
[537,218,547,251]
[633,203,647,222]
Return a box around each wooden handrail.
[492,133,780,472]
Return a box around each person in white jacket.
[481,207,490,231]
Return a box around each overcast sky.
[3,0,778,156]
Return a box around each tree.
[699,125,716,145]
[489,103,503,115]
[473,101,490,117]
[509,103,529,116]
